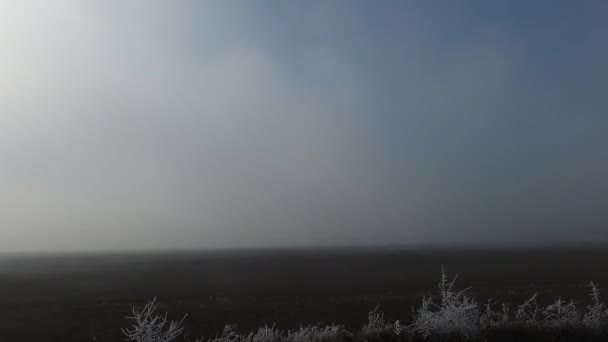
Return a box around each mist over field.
[2,1,608,252]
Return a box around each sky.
[1,1,607,252]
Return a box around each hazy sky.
[1,1,608,251]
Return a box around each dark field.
[1,245,608,342]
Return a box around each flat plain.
[1,245,607,342]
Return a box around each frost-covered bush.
[480,287,608,333]
[409,267,480,339]
[206,325,244,342]
[515,293,539,327]
[481,293,540,330]
[204,324,349,342]
[210,325,282,342]
[541,297,581,329]
[409,268,608,339]
[480,299,511,330]
[583,282,607,330]
[250,325,283,342]
[360,306,403,339]
[122,297,187,342]
[286,325,350,342]
[120,270,608,342]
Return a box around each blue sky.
[1,1,607,251]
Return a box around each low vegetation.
[120,267,608,341]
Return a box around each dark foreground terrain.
[1,244,608,341]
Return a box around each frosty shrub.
[203,324,349,342]
[122,297,187,342]
[479,299,511,330]
[409,267,480,339]
[206,325,243,342]
[480,284,608,333]
[286,325,350,342]
[514,293,539,327]
[541,297,581,329]
[360,306,403,339]
[250,325,283,342]
[583,282,607,330]
[120,270,608,341]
